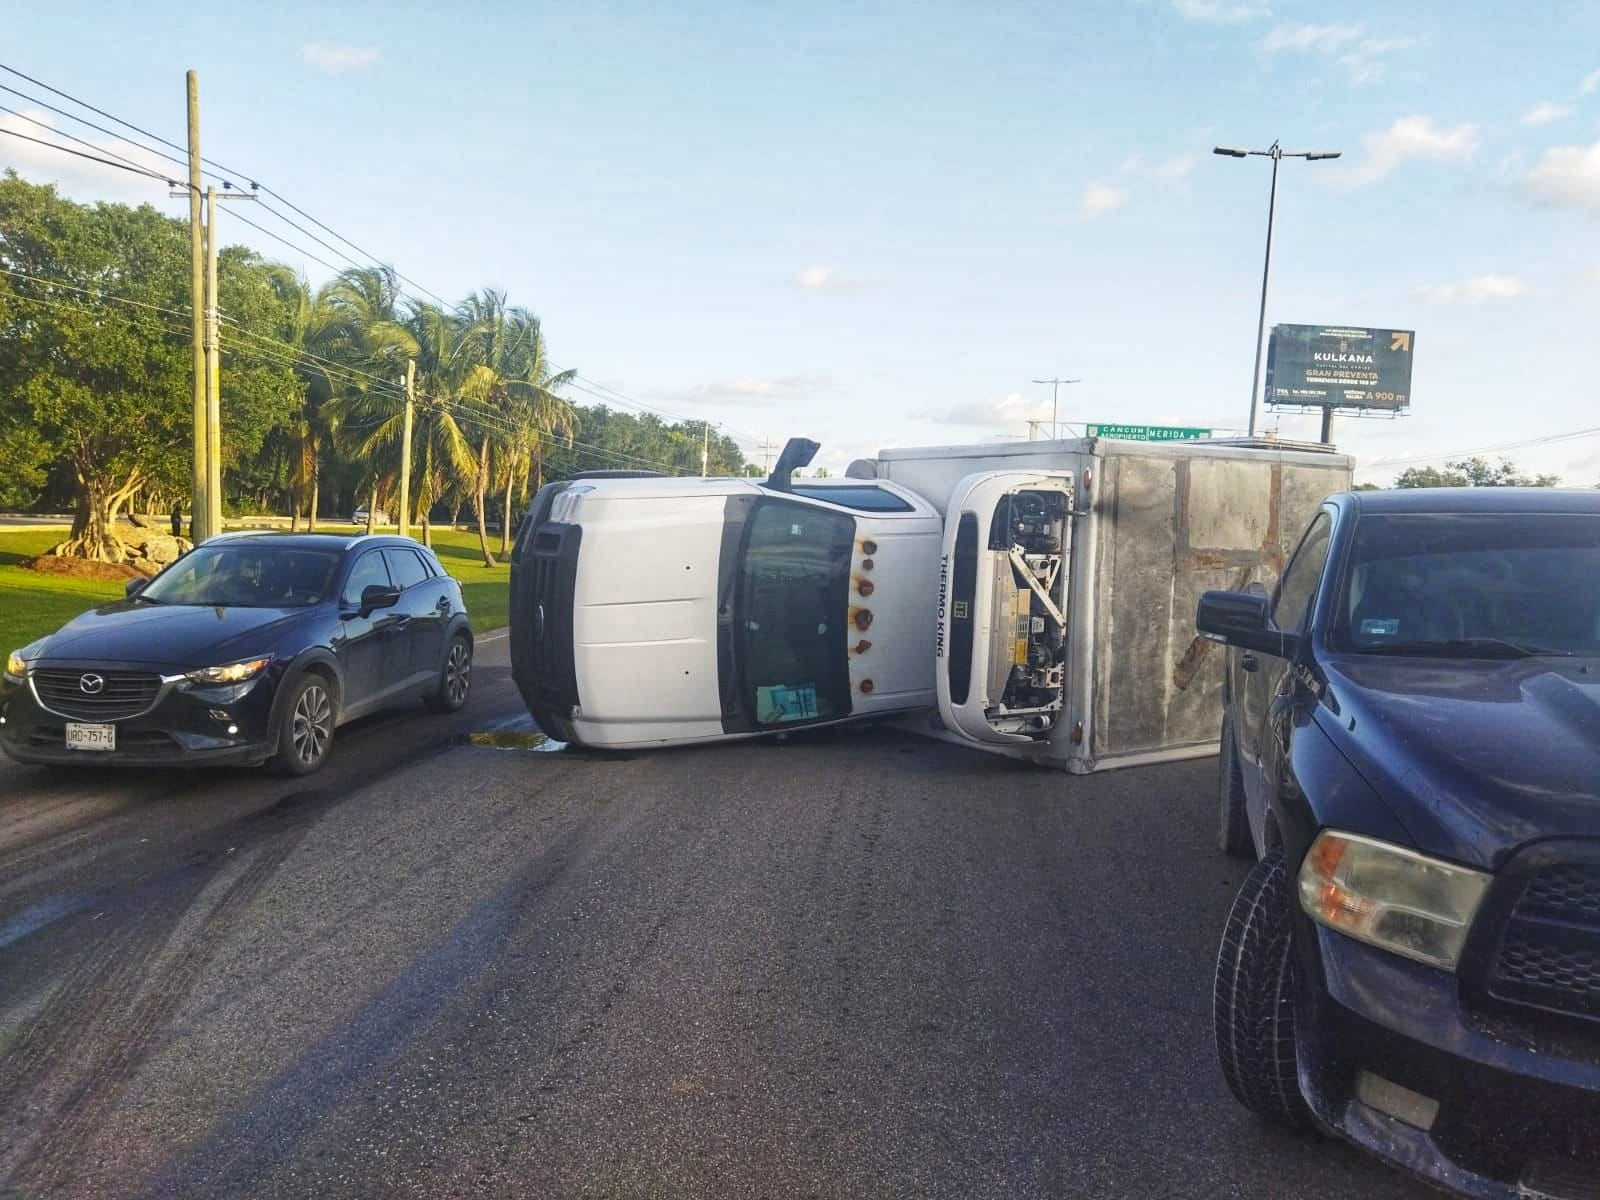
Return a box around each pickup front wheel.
[1213,849,1313,1132]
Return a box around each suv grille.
[1488,863,1600,1024]
[32,670,163,720]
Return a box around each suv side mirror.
[1197,590,1300,658]
[124,577,149,598]
[360,583,401,616]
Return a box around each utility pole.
[1032,377,1080,440]
[1212,142,1342,437]
[759,435,775,475]
[399,357,416,538]
[701,421,711,477]
[204,186,222,540]
[186,72,206,541]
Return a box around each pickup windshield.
[1334,513,1600,656]
[734,500,856,726]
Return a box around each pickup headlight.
[184,657,271,685]
[548,484,594,525]
[1299,830,1490,970]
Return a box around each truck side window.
[735,501,856,725]
[1273,512,1333,633]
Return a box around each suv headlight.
[1299,830,1490,970]
[184,657,271,685]
[5,640,44,681]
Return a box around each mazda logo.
[79,673,105,695]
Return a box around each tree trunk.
[474,434,497,568]
[308,435,320,532]
[500,470,514,557]
[56,470,128,563]
[290,494,301,533]
[366,486,378,535]
[420,509,432,548]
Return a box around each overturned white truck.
[510,436,1351,771]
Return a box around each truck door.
[935,471,1074,746]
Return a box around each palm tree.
[265,268,343,531]
[453,294,577,564]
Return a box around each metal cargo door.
[934,471,1073,746]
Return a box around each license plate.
[65,723,116,752]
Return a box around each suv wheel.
[272,674,335,776]
[1218,707,1252,858]
[1213,849,1313,1131]
[426,634,472,713]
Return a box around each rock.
[131,534,185,565]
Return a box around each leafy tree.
[0,173,293,559]
[1394,457,1561,489]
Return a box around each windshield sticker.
[756,684,819,724]
[1361,618,1400,637]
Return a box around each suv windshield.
[140,543,343,609]
[734,500,856,726]
[1334,513,1600,656]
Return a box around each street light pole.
[1213,142,1341,438]
[1032,377,1081,440]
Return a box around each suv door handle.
[1241,653,1260,673]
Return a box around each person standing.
[170,500,184,538]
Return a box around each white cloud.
[656,374,835,406]
[1150,153,1198,180]
[1260,23,1415,83]
[1262,22,1361,52]
[919,392,1054,429]
[1078,183,1126,219]
[1413,274,1526,304]
[1521,103,1572,128]
[0,110,179,206]
[1525,141,1600,215]
[1582,68,1600,95]
[1172,0,1269,24]
[793,265,871,291]
[300,43,381,74]
[1589,264,1600,285]
[1338,116,1479,187]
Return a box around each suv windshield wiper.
[1359,636,1570,659]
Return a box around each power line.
[0,100,166,176]
[1374,425,1600,468]
[0,263,198,325]
[0,126,172,182]
[2,61,759,464]
[0,79,192,176]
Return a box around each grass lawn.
[0,526,512,655]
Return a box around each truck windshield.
[1334,513,1600,656]
[735,500,856,726]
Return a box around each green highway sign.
[1265,324,1415,411]
[1086,423,1212,442]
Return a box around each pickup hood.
[29,601,308,671]
[1321,654,1600,868]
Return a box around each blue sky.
[4,0,1599,482]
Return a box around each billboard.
[1265,324,1414,411]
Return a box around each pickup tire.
[1213,849,1313,1132]
[1217,708,1252,858]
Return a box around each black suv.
[2,533,473,774]
[1197,488,1600,1197]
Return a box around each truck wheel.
[271,674,335,776]
[1217,708,1252,858]
[1213,850,1313,1132]
[425,634,472,713]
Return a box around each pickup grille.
[31,670,163,720]
[1487,862,1600,1024]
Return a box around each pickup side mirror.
[1196,590,1300,659]
[125,577,149,598]
[360,583,402,616]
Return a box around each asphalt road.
[0,638,1431,1200]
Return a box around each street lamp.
[1213,141,1341,437]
